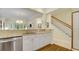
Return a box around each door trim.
[72,11,79,50]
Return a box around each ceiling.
[0,8,58,21]
[31,8,58,14]
[0,8,42,21]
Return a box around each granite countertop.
[0,32,49,39]
[0,29,53,39]
[0,35,22,39]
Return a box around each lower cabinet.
[37,33,52,49]
[23,35,33,51]
[23,33,52,51]
[33,35,40,50]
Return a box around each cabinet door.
[33,34,48,50]
[39,34,46,48]
[33,35,40,50]
[0,20,2,30]
[39,34,52,47]
[23,36,33,51]
[45,33,52,44]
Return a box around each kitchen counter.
[0,29,53,51]
[0,29,53,39]
[0,35,22,39]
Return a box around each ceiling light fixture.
[16,20,23,24]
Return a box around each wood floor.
[37,44,71,51]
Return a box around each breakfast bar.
[0,29,53,51]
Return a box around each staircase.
[51,15,72,49]
[51,16,72,37]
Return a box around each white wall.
[51,8,79,49]
[52,8,73,25]
[51,8,73,49]
[51,24,71,49]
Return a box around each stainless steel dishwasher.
[12,36,23,51]
[0,36,23,51]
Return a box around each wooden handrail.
[51,16,72,29]
[51,22,71,37]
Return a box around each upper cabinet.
[0,17,51,30]
[0,19,28,30]
[0,8,52,30]
[0,20,2,30]
[36,14,52,29]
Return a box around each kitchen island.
[0,29,53,51]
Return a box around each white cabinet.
[23,33,52,51]
[23,35,33,51]
[33,35,41,50]
[36,34,47,48]
[33,34,49,50]
[38,33,52,48]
